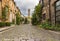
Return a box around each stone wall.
[42,0,58,25]
[50,0,57,25]
[2,0,16,22]
[42,0,50,22]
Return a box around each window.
[56,1,60,11]
[55,0,60,24]
[42,13,46,20]
[56,1,60,6]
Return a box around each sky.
[14,0,39,16]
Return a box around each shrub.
[0,22,11,27]
[0,22,6,27]
[31,18,37,25]
[16,17,20,25]
[19,17,24,24]
[31,13,38,25]
[40,22,51,28]
[5,22,11,26]
[39,22,60,31]
[24,18,28,24]
[54,25,60,31]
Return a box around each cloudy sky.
[14,0,39,16]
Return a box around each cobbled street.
[0,24,60,41]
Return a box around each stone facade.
[50,0,57,25]
[0,0,21,23]
[2,0,16,22]
[42,0,50,23]
[41,0,60,25]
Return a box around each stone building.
[28,9,31,22]
[42,0,50,23]
[28,9,30,17]
[41,0,60,25]
[0,0,21,24]
[2,0,16,22]
[50,0,60,25]
[28,9,31,19]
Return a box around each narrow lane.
[0,24,60,41]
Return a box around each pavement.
[0,24,60,41]
[39,28,60,35]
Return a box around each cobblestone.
[0,24,60,41]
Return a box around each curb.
[48,30,60,35]
[0,25,15,32]
[38,27,60,35]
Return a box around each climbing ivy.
[2,5,9,21]
[16,12,21,25]
[31,4,42,25]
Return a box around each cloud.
[14,0,39,16]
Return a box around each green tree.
[31,4,42,25]
[24,18,28,24]
[31,13,38,25]
[20,17,24,24]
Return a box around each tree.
[31,4,42,25]
[24,18,28,24]
[31,13,38,25]
[35,4,42,21]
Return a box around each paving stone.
[0,24,60,41]
[22,40,26,41]
[27,39,34,41]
